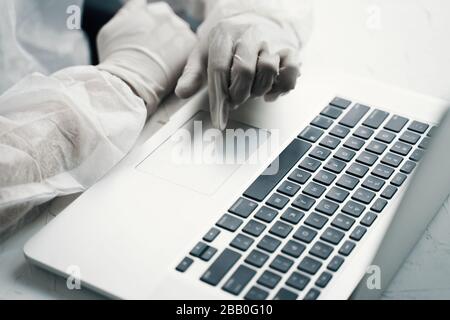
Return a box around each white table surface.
[1,0,450,299]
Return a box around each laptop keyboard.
[175,97,434,300]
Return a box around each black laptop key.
[288,169,311,185]
[330,97,352,109]
[327,255,345,272]
[293,226,317,243]
[339,103,370,128]
[176,257,194,272]
[361,212,378,227]
[201,248,241,286]
[200,246,218,261]
[216,214,243,232]
[356,151,378,166]
[363,109,389,129]
[277,181,300,197]
[391,173,407,187]
[391,141,412,156]
[320,227,345,245]
[366,141,387,155]
[243,219,266,237]
[384,115,409,132]
[282,240,306,258]
[245,286,269,300]
[410,149,425,162]
[314,170,337,186]
[255,206,278,223]
[320,135,341,150]
[270,255,294,273]
[304,288,321,300]
[371,198,388,213]
[266,193,289,209]
[375,130,396,144]
[230,234,255,251]
[330,125,350,138]
[326,187,349,203]
[352,188,375,204]
[336,174,359,190]
[229,197,258,218]
[244,139,311,201]
[331,214,355,231]
[286,272,310,291]
[339,241,356,256]
[292,194,316,211]
[222,265,256,295]
[400,131,421,145]
[381,185,397,199]
[316,272,333,288]
[203,227,221,242]
[342,200,365,217]
[344,137,365,151]
[300,157,321,172]
[190,241,209,257]
[334,147,356,162]
[354,126,374,140]
[298,256,322,275]
[362,175,385,192]
[257,235,282,253]
[373,164,394,179]
[310,146,331,161]
[419,137,432,149]
[324,158,346,174]
[281,207,305,225]
[408,120,429,134]
[382,153,403,168]
[321,105,343,119]
[245,249,269,268]
[427,126,438,137]
[299,126,324,143]
[269,221,293,238]
[311,115,334,130]
[303,182,327,198]
[350,226,367,241]
[273,288,298,300]
[401,160,416,174]
[347,163,369,178]
[315,199,339,216]
[257,270,282,289]
[305,212,329,230]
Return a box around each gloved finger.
[229,36,261,106]
[123,0,146,10]
[175,47,206,99]
[208,33,235,130]
[119,0,147,14]
[251,50,280,97]
[265,49,301,102]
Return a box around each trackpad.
[137,112,270,195]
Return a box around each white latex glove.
[97,0,197,115]
[175,0,312,130]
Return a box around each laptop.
[24,73,449,299]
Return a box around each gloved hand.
[175,0,310,130]
[97,0,197,115]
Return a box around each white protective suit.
[0,0,312,236]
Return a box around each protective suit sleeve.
[0,66,146,235]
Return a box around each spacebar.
[244,139,312,201]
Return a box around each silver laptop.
[24,73,449,299]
